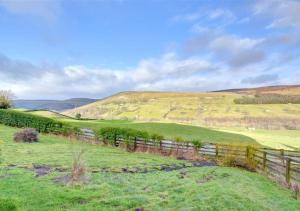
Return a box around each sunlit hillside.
[65,86,300,129]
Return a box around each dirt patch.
[33,164,51,177]
[52,175,70,185]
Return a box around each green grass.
[1,124,300,210]
[0,124,181,169]
[216,127,300,150]
[62,119,258,146]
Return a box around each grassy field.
[63,91,300,129]
[216,127,300,150]
[26,109,300,149]
[63,119,258,146]
[1,124,300,210]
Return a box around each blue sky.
[0,0,299,99]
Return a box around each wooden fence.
[79,128,300,185]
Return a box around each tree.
[75,113,82,120]
[0,90,14,109]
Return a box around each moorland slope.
[65,85,300,129]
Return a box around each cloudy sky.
[0,0,299,99]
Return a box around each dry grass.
[64,89,300,129]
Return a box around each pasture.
[1,124,300,210]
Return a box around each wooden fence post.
[286,158,291,185]
[280,149,285,164]
[215,144,219,158]
[246,146,250,160]
[134,138,137,151]
[263,151,267,172]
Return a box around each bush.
[14,128,39,143]
[97,127,161,146]
[0,109,78,135]
[75,113,81,120]
[192,140,203,152]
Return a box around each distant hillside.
[215,85,300,95]
[64,85,300,130]
[13,98,97,111]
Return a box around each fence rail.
[79,128,300,185]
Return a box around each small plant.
[69,150,88,186]
[151,133,164,146]
[13,128,39,143]
[192,139,203,155]
[75,113,82,120]
[174,136,184,143]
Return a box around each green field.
[64,119,258,146]
[26,109,300,149]
[1,124,300,210]
[216,127,300,150]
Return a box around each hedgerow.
[0,109,78,135]
[96,127,162,144]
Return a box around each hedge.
[96,127,163,144]
[0,109,78,135]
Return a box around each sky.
[0,0,299,99]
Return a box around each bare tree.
[0,90,15,109]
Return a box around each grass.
[0,125,181,169]
[216,127,300,150]
[61,119,258,146]
[0,124,300,210]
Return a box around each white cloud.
[254,0,300,30]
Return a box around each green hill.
[64,86,300,130]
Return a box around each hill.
[64,85,300,130]
[13,98,97,111]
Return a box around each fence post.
[280,149,285,164]
[263,151,267,172]
[134,138,137,151]
[215,144,219,158]
[246,146,250,160]
[286,158,291,185]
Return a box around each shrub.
[192,140,203,155]
[13,128,39,143]
[0,109,78,135]
[75,113,81,120]
[174,136,184,143]
[97,127,152,144]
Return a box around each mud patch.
[33,164,51,177]
[52,175,70,185]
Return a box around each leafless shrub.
[69,150,89,186]
[13,128,39,143]
[0,90,15,109]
